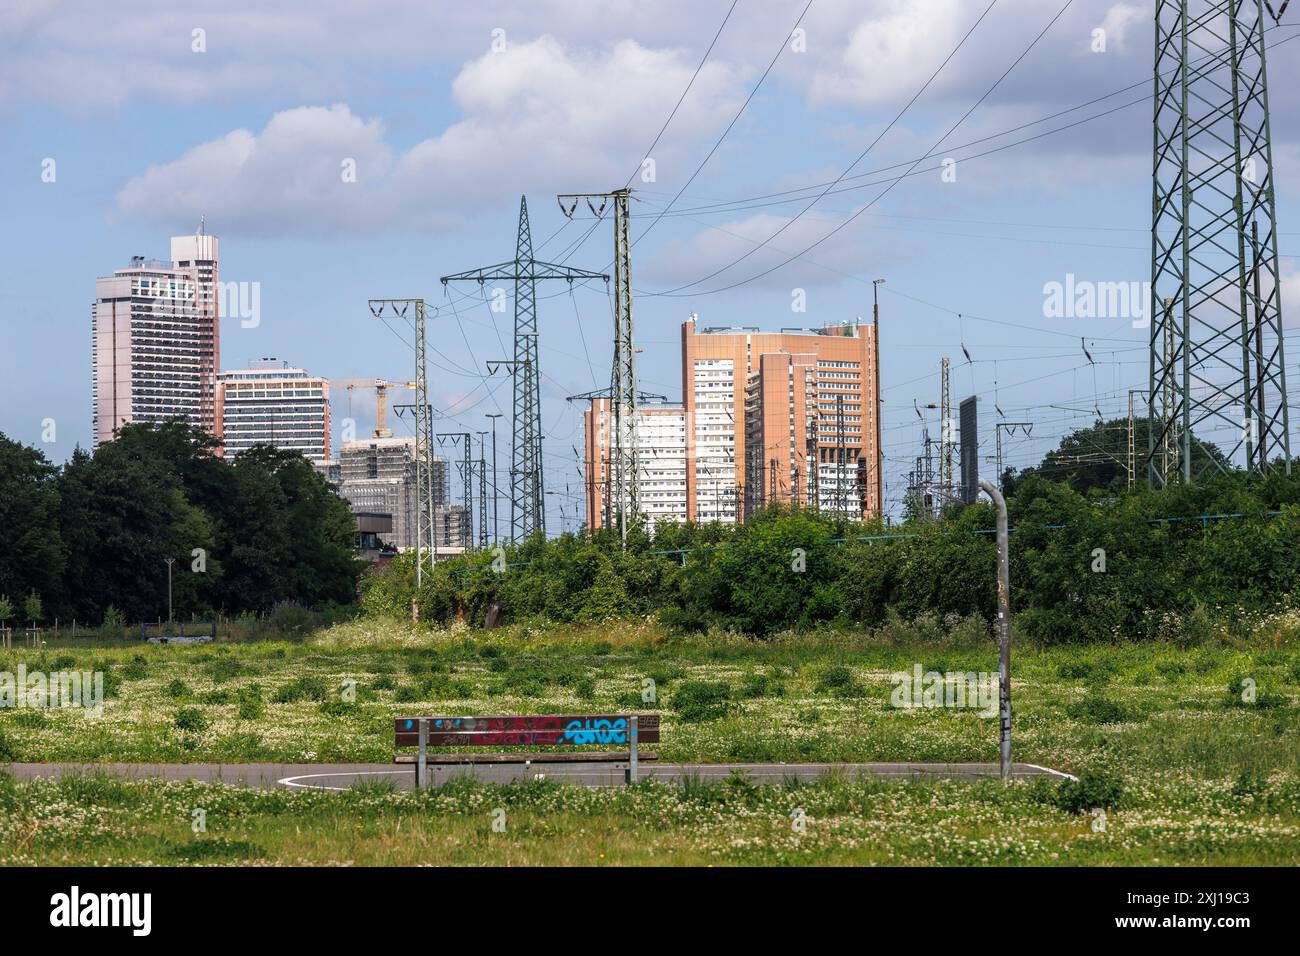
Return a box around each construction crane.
[338,379,415,439]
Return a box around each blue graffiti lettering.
[562,717,627,745]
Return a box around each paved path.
[9,761,1075,790]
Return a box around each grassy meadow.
[1,617,1299,865]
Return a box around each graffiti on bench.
[560,717,627,746]
[397,715,636,747]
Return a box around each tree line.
[0,422,360,627]
[363,420,1300,643]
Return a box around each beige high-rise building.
[91,231,221,447]
[217,359,331,461]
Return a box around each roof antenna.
[197,214,206,237]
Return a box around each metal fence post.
[417,718,428,790]
[627,715,639,786]
[979,478,1012,781]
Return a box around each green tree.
[23,590,42,627]
[0,433,64,609]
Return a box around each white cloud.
[115,105,395,235]
[1097,3,1144,53]
[114,36,745,235]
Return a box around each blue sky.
[3,0,1299,524]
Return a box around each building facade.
[684,316,880,521]
[91,232,221,447]
[582,398,689,530]
[337,437,451,551]
[217,358,331,461]
[579,317,881,529]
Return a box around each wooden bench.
[394,714,660,788]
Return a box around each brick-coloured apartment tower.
[91,232,221,447]
[682,316,880,522]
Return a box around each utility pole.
[565,387,666,533]
[995,422,1033,492]
[978,477,1013,782]
[873,279,885,519]
[476,431,489,548]
[441,196,609,542]
[369,298,436,584]
[1127,389,1149,491]
[436,432,473,550]
[558,189,638,545]
[485,413,502,543]
[1151,0,1290,485]
[940,356,953,508]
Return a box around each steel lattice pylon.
[1150,0,1290,486]
[442,196,609,542]
[557,188,638,544]
[369,298,436,584]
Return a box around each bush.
[815,664,865,699]
[121,655,148,680]
[1223,676,1290,710]
[173,708,209,733]
[672,680,731,722]
[1052,772,1125,814]
[237,686,265,721]
[0,729,17,762]
[272,675,328,704]
[165,679,190,700]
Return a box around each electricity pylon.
[940,357,954,503]
[436,432,473,547]
[369,298,436,583]
[441,196,609,541]
[558,189,638,544]
[1150,0,1290,486]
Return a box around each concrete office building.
[217,358,331,460]
[337,437,454,550]
[91,231,221,446]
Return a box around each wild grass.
[0,618,1297,865]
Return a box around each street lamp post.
[163,557,175,627]
[978,477,1012,781]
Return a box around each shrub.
[815,664,865,699]
[236,686,265,721]
[173,708,209,733]
[121,655,148,680]
[672,680,731,722]
[272,675,328,704]
[1052,772,1125,814]
[165,679,190,700]
[0,729,17,762]
[208,657,244,683]
[1223,676,1290,709]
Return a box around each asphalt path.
[9,761,1076,790]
